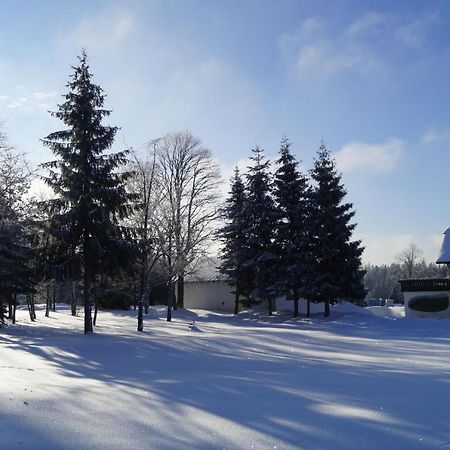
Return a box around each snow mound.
[332,302,405,319]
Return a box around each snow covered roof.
[436,227,450,264]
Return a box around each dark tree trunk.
[177,274,184,308]
[84,269,93,334]
[27,294,35,321]
[8,303,13,320]
[138,294,144,331]
[31,294,36,320]
[293,295,299,318]
[138,264,145,331]
[52,284,56,311]
[268,298,273,316]
[0,298,4,325]
[93,298,98,327]
[12,295,16,324]
[45,283,50,317]
[71,280,77,316]
[144,291,149,314]
[324,299,330,317]
[133,284,137,311]
[307,299,311,317]
[234,290,239,315]
[167,281,173,322]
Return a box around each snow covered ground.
[1,303,450,450]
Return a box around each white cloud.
[296,42,377,75]
[281,10,441,78]
[422,127,450,144]
[2,89,57,111]
[335,138,404,174]
[395,10,440,48]
[345,12,388,37]
[63,9,135,52]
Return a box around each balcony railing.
[399,278,450,292]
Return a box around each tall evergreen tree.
[243,148,279,315]
[273,137,311,317]
[218,168,251,314]
[41,51,132,333]
[308,143,365,316]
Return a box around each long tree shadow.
[2,308,450,449]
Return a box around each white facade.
[184,281,236,313]
[403,290,450,318]
[275,296,324,314]
[184,281,326,314]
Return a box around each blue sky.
[0,0,449,264]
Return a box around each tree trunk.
[27,294,35,321]
[8,302,13,320]
[52,284,56,311]
[234,290,239,315]
[307,299,310,317]
[31,294,36,321]
[71,280,77,316]
[45,283,50,317]
[293,295,299,318]
[167,281,173,322]
[268,298,273,316]
[0,298,4,325]
[12,295,16,324]
[144,291,149,314]
[93,298,98,327]
[324,299,330,317]
[138,259,146,331]
[177,274,184,308]
[84,270,93,334]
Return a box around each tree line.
[0,51,365,333]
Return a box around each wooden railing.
[399,278,450,292]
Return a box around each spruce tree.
[308,143,365,316]
[41,51,132,333]
[218,168,251,314]
[243,148,279,315]
[273,137,311,317]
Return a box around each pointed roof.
[436,227,450,264]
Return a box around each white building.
[399,227,450,318]
[184,279,325,314]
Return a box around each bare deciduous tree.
[127,146,162,331]
[396,243,425,278]
[152,131,220,320]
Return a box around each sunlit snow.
[1,304,450,449]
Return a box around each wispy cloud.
[280,9,440,78]
[395,10,440,48]
[0,88,57,111]
[422,127,450,144]
[63,9,135,52]
[335,138,404,174]
[345,12,388,37]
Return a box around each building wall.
[184,282,326,315]
[275,297,324,314]
[403,290,450,318]
[184,281,235,313]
